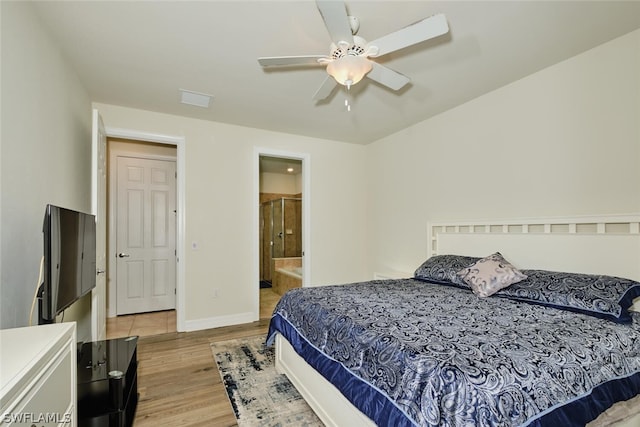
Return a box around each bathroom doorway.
[256,151,309,319]
[261,197,302,286]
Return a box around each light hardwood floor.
[106,288,281,426]
[134,320,271,426]
[106,310,178,339]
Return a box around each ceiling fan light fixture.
[326,55,372,86]
[257,2,449,101]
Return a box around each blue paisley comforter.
[266,279,640,427]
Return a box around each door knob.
[117,253,130,258]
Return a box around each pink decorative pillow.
[456,252,527,297]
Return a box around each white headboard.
[427,215,640,311]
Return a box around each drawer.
[4,347,74,426]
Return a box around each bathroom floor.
[260,287,280,319]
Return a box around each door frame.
[91,109,107,341]
[105,127,186,332]
[253,148,311,320]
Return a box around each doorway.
[255,149,310,320]
[107,138,178,320]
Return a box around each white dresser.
[1,323,76,426]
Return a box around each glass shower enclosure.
[260,197,302,283]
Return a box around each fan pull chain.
[345,82,352,112]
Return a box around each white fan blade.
[316,0,354,46]
[258,56,328,67]
[366,62,410,91]
[368,13,449,58]
[312,75,338,101]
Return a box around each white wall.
[367,29,640,276]
[3,3,636,335]
[94,103,369,328]
[260,172,298,194]
[295,173,303,194]
[0,2,93,337]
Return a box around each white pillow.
[456,252,527,297]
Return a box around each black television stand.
[77,336,139,427]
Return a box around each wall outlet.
[211,288,219,298]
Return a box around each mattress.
[267,278,640,426]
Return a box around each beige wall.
[94,103,369,327]
[367,29,640,276]
[1,1,93,337]
[109,138,178,158]
[2,2,637,335]
[260,172,298,194]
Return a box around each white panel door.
[116,156,176,315]
[91,109,107,341]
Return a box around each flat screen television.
[39,204,96,324]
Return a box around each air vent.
[179,89,212,108]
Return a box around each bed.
[266,216,640,426]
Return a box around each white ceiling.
[33,1,640,145]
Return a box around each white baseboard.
[183,311,257,332]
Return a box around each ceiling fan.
[257,0,449,101]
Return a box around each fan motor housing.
[330,36,368,60]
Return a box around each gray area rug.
[211,335,323,426]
